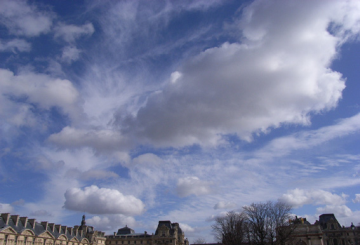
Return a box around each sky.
[1,0,360,243]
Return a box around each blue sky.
[1,0,360,242]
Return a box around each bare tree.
[243,201,294,245]
[212,201,294,245]
[212,211,248,245]
[269,201,295,245]
[243,202,270,245]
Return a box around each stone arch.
[80,238,89,244]
[0,227,17,234]
[38,231,55,240]
[70,237,79,242]
[21,229,35,236]
[57,235,68,241]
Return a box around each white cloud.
[0,69,81,127]
[176,177,212,197]
[254,113,360,161]
[48,127,128,152]
[61,46,81,63]
[281,189,347,208]
[12,199,25,206]
[131,153,163,167]
[0,203,14,213]
[63,185,145,215]
[0,39,31,52]
[54,23,94,43]
[316,205,352,218]
[116,0,360,148]
[214,201,237,210]
[87,214,136,232]
[0,0,53,36]
[353,194,360,203]
[179,223,195,233]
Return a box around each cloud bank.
[63,185,145,215]
[281,188,347,208]
[115,0,360,148]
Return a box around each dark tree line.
[212,201,296,245]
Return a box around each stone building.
[286,214,360,245]
[105,221,189,245]
[0,213,106,245]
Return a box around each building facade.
[286,214,360,245]
[0,214,188,245]
[0,213,106,245]
[105,221,189,245]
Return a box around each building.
[0,214,189,245]
[286,214,360,245]
[105,221,189,245]
[0,213,106,245]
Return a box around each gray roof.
[0,213,100,242]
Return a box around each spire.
[81,214,86,226]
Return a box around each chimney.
[41,221,48,231]
[20,217,28,227]
[55,225,62,233]
[67,227,73,236]
[49,223,55,232]
[1,213,10,225]
[62,226,67,234]
[11,215,20,226]
[28,219,36,229]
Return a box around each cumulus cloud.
[0,0,53,36]
[0,39,31,52]
[63,185,145,215]
[48,127,128,152]
[0,203,14,213]
[115,0,360,148]
[0,69,80,127]
[179,223,195,233]
[87,214,136,232]
[316,205,352,218]
[132,153,163,167]
[176,177,212,197]
[61,46,82,63]
[214,201,237,210]
[281,189,347,208]
[54,23,94,43]
[353,194,360,203]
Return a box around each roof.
[117,226,135,235]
